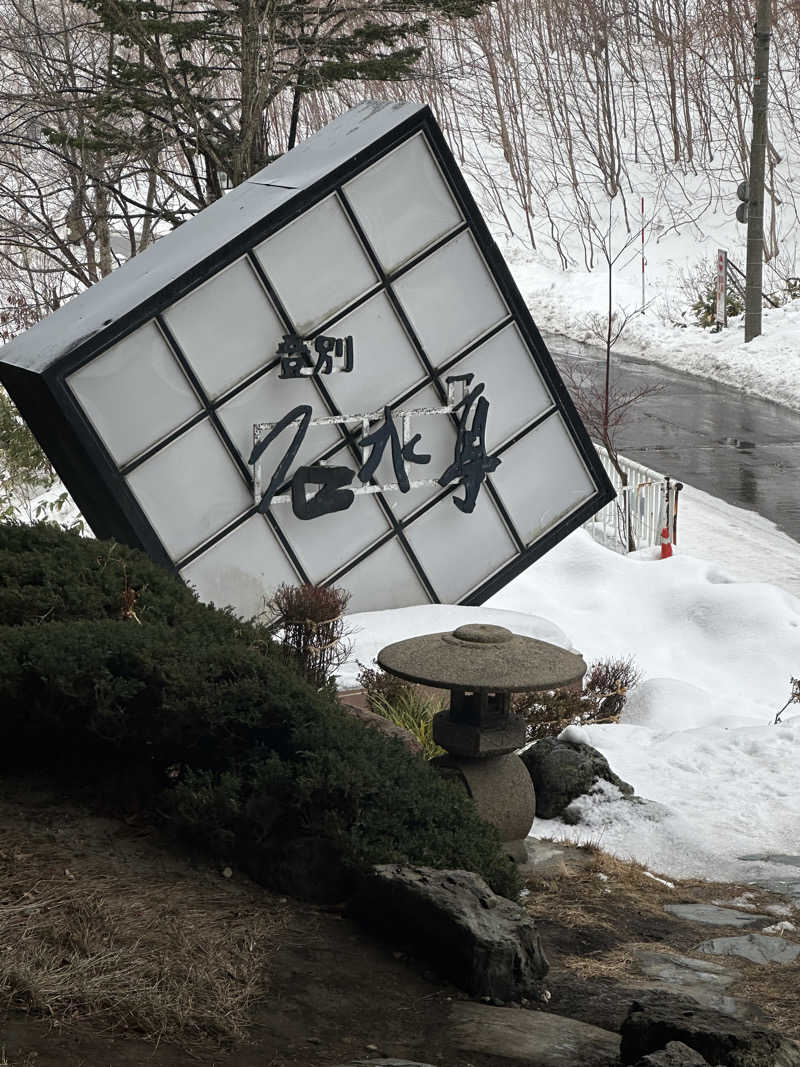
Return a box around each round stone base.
[432,752,536,857]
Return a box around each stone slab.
[633,983,767,1024]
[634,949,733,987]
[695,932,800,965]
[631,950,769,1024]
[739,852,800,868]
[519,839,598,880]
[664,903,766,927]
[332,1061,437,1066]
[749,877,800,902]
[448,1001,620,1066]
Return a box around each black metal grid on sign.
[0,102,615,614]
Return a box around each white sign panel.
[0,103,614,617]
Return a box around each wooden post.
[716,249,728,328]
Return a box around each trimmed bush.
[0,523,519,901]
[0,522,203,627]
[166,716,519,900]
[514,655,641,740]
[267,581,352,689]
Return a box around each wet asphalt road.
[544,333,800,546]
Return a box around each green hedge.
[0,523,519,900]
[0,521,204,627]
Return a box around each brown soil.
[1,775,798,1067]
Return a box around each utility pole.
[744,0,772,342]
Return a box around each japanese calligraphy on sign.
[250,342,500,521]
[277,332,354,378]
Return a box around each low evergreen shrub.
[165,715,519,900]
[0,523,519,901]
[0,522,203,627]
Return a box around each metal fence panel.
[584,445,682,553]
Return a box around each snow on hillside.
[497,225,800,416]
[416,6,800,416]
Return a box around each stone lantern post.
[377,623,586,861]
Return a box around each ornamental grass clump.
[368,689,447,761]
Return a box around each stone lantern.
[377,623,586,861]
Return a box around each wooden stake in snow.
[716,249,728,328]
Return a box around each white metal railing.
[585,445,682,553]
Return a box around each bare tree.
[559,200,661,548]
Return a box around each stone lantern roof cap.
[376,623,586,693]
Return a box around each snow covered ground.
[512,250,800,415]
[495,213,800,416]
[342,488,800,888]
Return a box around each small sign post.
[715,249,728,328]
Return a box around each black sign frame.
[0,102,615,607]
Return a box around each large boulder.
[520,736,633,819]
[349,865,548,1001]
[620,996,800,1066]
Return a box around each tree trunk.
[745,0,772,342]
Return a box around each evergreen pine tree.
[70,0,490,206]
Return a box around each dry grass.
[525,846,678,919]
[557,946,638,982]
[0,1047,38,1067]
[523,844,800,1040]
[0,803,289,1051]
[736,958,800,1041]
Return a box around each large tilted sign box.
[0,101,614,617]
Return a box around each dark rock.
[349,865,548,1001]
[633,1041,711,1065]
[620,995,800,1066]
[520,737,633,819]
